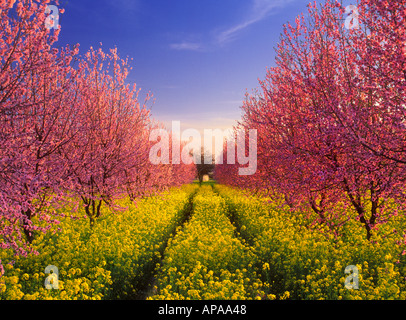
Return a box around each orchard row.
[215,0,406,240]
[0,0,196,271]
[0,185,197,300]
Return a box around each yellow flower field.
[149,186,265,300]
[0,185,198,300]
[215,185,406,300]
[1,182,406,300]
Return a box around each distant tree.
[195,147,215,185]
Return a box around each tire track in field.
[135,188,198,300]
[212,186,256,247]
[147,185,264,300]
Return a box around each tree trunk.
[22,208,35,243]
[346,193,376,240]
[310,201,326,224]
[284,194,294,208]
[83,197,103,228]
[342,179,376,240]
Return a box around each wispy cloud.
[168,0,297,51]
[216,0,295,45]
[170,41,203,51]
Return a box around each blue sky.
[56,0,312,133]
